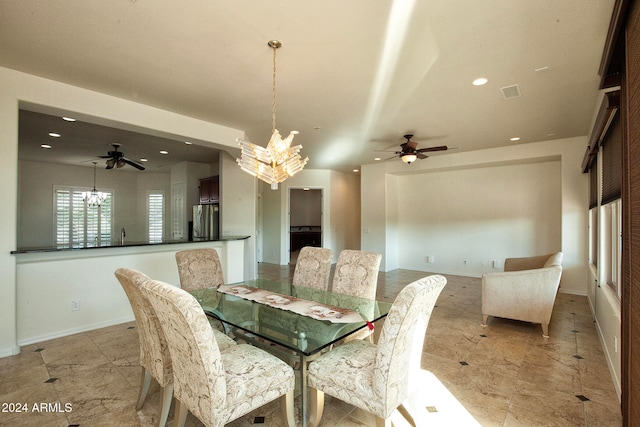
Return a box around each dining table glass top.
[190,277,392,357]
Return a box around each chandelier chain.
[272,42,277,134]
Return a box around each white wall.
[219,152,257,280]
[588,265,622,399]
[330,171,361,252]
[15,240,245,346]
[395,159,561,276]
[259,180,283,264]
[259,168,360,265]
[362,137,589,295]
[290,189,322,226]
[0,66,245,356]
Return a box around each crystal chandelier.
[82,162,107,207]
[237,40,308,190]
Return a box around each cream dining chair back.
[307,274,447,427]
[114,268,173,427]
[331,249,381,298]
[175,248,228,333]
[141,278,296,427]
[331,249,382,341]
[292,246,333,290]
[175,248,225,291]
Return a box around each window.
[148,191,165,243]
[55,187,112,246]
[603,199,622,300]
[589,207,598,267]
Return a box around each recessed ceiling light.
[184,141,192,145]
[48,132,61,137]
[472,77,488,86]
[159,150,168,155]
[291,130,300,135]
[353,169,359,173]
[374,157,382,161]
[510,137,520,141]
[62,117,76,122]
[40,144,52,149]
[140,158,148,162]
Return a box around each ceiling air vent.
[500,84,521,99]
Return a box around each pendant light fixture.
[236,40,308,190]
[82,162,107,207]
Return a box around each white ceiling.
[1,0,615,173]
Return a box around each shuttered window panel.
[54,187,113,246]
[148,192,164,243]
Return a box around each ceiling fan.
[384,134,449,164]
[99,143,145,170]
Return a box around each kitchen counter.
[11,236,250,254]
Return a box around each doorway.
[289,188,322,265]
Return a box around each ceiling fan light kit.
[401,153,417,164]
[100,143,146,170]
[236,40,308,190]
[383,134,449,164]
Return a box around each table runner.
[217,284,365,324]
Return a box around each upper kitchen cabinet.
[199,175,219,204]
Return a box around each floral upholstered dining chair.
[114,268,174,427]
[331,249,382,341]
[115,268,237,427]
[141,278,296,427]
[175,248,227,333]
[175,248,225,290]
[307,274,447,427]
[292,246,333,290]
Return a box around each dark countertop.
[289,225,322,233]
[11,236,250,255]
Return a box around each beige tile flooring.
[0,264,622,426]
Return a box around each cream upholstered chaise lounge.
[481,252,563,337]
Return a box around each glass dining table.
[190,278,393,427]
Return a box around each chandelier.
[237,40,308,190]
[82,162,107,207]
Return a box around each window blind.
[601,111,622,205]
[148,192,164,243]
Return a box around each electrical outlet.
[71,300,80,311]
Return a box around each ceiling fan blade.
[417,153,429,159]
[416,145,448,153]
[123,157,145,170]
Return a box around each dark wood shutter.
[622,0,640,424]
[589,165,599,209]
[601,112,622,205]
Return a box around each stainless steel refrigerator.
[193,204,219,239]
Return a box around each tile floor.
[0,264,622,426]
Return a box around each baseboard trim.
[16,315,135,348]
